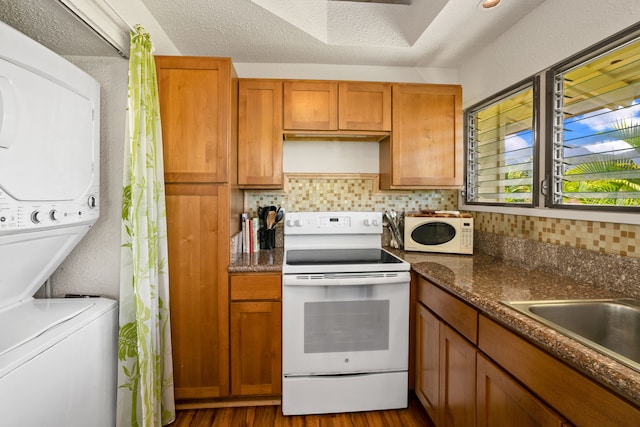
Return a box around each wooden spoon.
[267,211,276,229]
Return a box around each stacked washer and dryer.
[0,22,118,426]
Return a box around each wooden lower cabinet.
[476,354,567,427]
[229,273,282,397]
[479,315,640,427]
[416,300,476,427]
[416,304,440,424]
[166,184,230,400]
[416,275,640,427]
[440,324,477,427]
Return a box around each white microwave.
[404,216,474,254]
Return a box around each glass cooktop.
[286,249,404,265]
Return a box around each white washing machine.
[0,21,118,426]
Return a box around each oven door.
[282,271,410,376]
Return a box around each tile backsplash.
[242,175,639,260]
[474,212,639,259]
[244,174,458,216]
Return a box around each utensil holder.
[260,228,276,249]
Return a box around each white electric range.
[281,211,410,416]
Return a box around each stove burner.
[286,249,403,265]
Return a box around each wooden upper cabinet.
[238,79,283,188]
[284,81,338,131]
[381,83,462,189]
[283,80,391,132]
[156,56,232,183]
[339,82,391,131]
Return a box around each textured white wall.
[458,0,640,108]
[49,57,128,299]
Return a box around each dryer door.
[0,57,97,202]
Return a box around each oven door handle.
[283,272,410,286]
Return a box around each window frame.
[464,76,540,208]
[544,24,640,213]
[462,21,640,222]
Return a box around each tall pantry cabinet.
[156,56,243,402]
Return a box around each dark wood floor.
[168,396,434,427]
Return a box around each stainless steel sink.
[504,298,640,372]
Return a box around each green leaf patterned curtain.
[116,25,175,427]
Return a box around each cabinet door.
[156,56,231,183]
[381,84,462,189]
[165,183,230,399]
[440,324,476,427]
[283,81,338,130]
[476,355,568,427]
[416,304,441,426]
[339,82,391,131]
[238,80,283,188]
[230,301,282,396]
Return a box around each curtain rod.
[102,0,156,53]
[55,0,130,58]
[100,0,135,33]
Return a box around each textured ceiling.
[251,0,448,47]
[0,0,548,68]
[139,0,547,67]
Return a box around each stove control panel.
[285,211,383,235]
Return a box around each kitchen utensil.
[385,210,404,249]
[275,207,285,224]
[267,210,276,229]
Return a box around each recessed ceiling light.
[478,0,501,10]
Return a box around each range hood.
[283,130,390,142]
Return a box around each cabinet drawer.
[418,276,478,344]
[230,273,281,301]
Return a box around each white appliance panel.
[0,299,92,356]
[0,58,95,202]
[0,225,91,309]
[282,279,409,376]
[282,371,408,416]
[0,21,100,236]
[0,299,117,427]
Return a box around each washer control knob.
[50,210,61,221]
[31,210,43,224]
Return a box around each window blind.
[466,82,536,205]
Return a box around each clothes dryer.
[0,21,117,426]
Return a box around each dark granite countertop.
[228,248,284,273]
[228,247,640,406]
[387,249,640,408]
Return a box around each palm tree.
[562,120,640,206]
